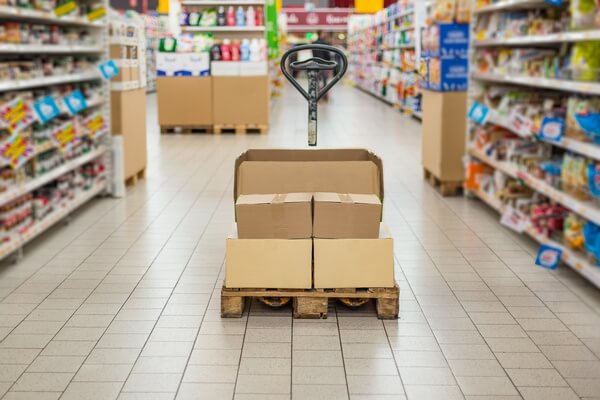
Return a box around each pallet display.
[347,0,426,119]
[465,0,600,287]
[0,0,111,261]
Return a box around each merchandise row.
[180,5,264,27]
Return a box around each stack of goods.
[0,56,99,81]
[0,23,95,47]
[0,0,106,20]
[223,149,398,319]
[180,5,264,28]
[157,34,212,77]
[109,10,146,87]
[143,13,168,92]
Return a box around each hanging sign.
[52,121,79,151]
[54,0,77,17]
[538,117,564,142]
[468,101,490,125]
[33,96,61,125]
[82,112,106,138]
[98,60,119,80]
[87,6,106,22]
[265,0,279,59]
[63,90,88,115]
[282,9,351,31]
[500,206,528,233]
[355,0,384,13]
[0,134,34,169]
[0,97,35,134]
[535,244,562,270]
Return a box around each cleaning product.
[246,6,256,27]
[188,11,201,26]
[210,43,221,61]
[236,6,245,26]
[249,38,260,61]
[240,38,250,61]
[231,40,241,61]
[259,38,267,61]
[226,6,235,26]
[221,39,232,61]
[217,6,226,26]
[255,6,264,26]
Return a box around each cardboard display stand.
[157,77,213,127]
[213,76,270,126]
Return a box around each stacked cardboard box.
[225,149,395,290]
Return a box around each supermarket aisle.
[0,84,599,400]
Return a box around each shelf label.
[52,121,79,151]
[33,96,61,125]
[98,60,119,80]
[63,90,87,115]
[86,6,105,22]
[468,102,490,125]
[539,117,564,142]
[500,206,528,233]
[535,244,562,270]
[54,0,77,17]
[0,134,34,169]
[82,112,105,138]
[0,96,35,134]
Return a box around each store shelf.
[110,37,138,46]
[180,26,265,32]
[471,72,600,95]
[182,0,265,4]
[473,0,553,14]
[469,148,600,226]
[473,30,600,46]
[111,81,141,91]
[0,44,104,54]
[0,70,102,92]
[383,43,415,50]
[0,146,108,207]
[471,187,600,288]
[0,5,106,27]
[0,180,107,260]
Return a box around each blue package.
[424,23,470,59]
[584,222,600,264]
[539,117,565,142]
[468,101,490,125]
[33,96,61,124]
[424,57,469,92]
[588,163,600,198]
[535,244,562,270]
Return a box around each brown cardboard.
[225,227,312,288]
[130,66,139,82]
[236,193,312,239]
[111,66,130,83]
[314,224,394,288]
[109,44,126,59]
[157,77,213,126]
[111,88,147,179]
[422,90,467,181]
[313,193,381,239]
[213,76,269,125]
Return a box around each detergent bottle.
[235,6,245,26]
[240,38,250,61]
[231,40,241,61]
[249,38,260,62]
[217,6,226,26]
[210,43,221,61]
[221,39,231,61]
[226,6,235,26]
[255,6,264,26]
[246,6,256,27]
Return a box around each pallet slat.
[214,124,268,134]
[423,168,462,196]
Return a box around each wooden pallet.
[424,168,462,196]
[160,126,213,134]
[221,285,399,319]
[213,124,268,135]
[125,168,145,186]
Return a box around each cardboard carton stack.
[224,149,396,308]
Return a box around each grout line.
[334,303,351,400]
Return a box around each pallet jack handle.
[280,44,348,146]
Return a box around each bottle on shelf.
[246,6,256,27]
[236,6,245,27]
[221,39,232,61]
[217,6,226,27]
[259,38,267,61]
[249,38,260,62]
[255,7,264,26]
[240,38,250,61]
[210,43,222,61]
[231,40,241,61]
[226,6,236,26]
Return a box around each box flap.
[236,193,312,205]
[349,194,381,205]
[314,192,381,205]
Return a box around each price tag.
[507,110,533,137]
[98,60,119,80]
[63,90,88,115]
[535,244,562,270]
[86,6,106,21]
[54,0,77,16]
[33,96,61,125]
[539,117,564,142]
[52,121,79,151]
[500,206,528,233]
[0,134,34,169]
[0,97,35,134]
[82,112,105,138]
[468,102,490,125]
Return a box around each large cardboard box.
[211,61,241,76]
[314,225,394,288]
[111,66,131,83]
[111,88,147,179]
[213,76,269,125]
[422,90,467,182]
[236,193,312,239]
[157,77,213,126]
[225,227,312,288]
[239,61,268,76]
[313,192,381,239]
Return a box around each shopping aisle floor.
[1,84,600,400]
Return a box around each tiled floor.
[0,84,599,400]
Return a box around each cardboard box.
[313,193,381,239]
[239,61,268,76]
[109,44,126,59]
[111,66,131,83]
[422,89,467,182]
[130,66,139,82]
[225,227,312,288]
[111,88,147,180]
[211,61,241,76]
[423,57,469,92]
[157,53,189,76]
[314,225,394,288]
[157,77,213,126]
[423,23,469,59]
[236,193,312,239]
[186,53,210,76]
[213,76,269,125]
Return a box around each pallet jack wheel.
[258,297,291,308]
[339,298,370,308]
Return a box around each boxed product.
[226,227,312,288]
[235,193,312,239]
[423,57,469,92]
[213,76,269,125]
[211,61,241,76]
[109,44,127,59]
[186,52,210,76]
[157,53,184,76]
[313,192,381,239]
[157,77,213,126]
[422,23,470,59]
[313,224,394,288]
[111,66,131,83]
[239,61,268,76]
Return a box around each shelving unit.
[347,1,426,119]
[0,1,111,261]
[181,26,265,32]
[466,0,600,287]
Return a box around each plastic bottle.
[255,7,264,26]
[221,39,231,61]
[259,38,267,61]
[217,6,226,26]
[231,40,241,61]
[249,38,260,62]
[235,6,245,26]
[240,38,250,61]
[226,6,235,26]
[246,6,255,27]
[210,43,221,61]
